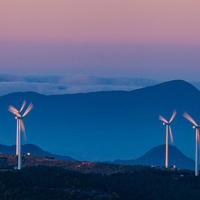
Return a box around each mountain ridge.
[0,79,199,161]
[2,79,198,97]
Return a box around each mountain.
[0,80,199,161]
[0,144,74,161]
[114,145,195,170]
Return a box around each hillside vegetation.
[0,166,199,200]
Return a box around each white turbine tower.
[183,112,200,176]
[9,101,33,170]
[159,111,176,168]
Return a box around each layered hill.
[114,145,195,170]
[0,144,74,161]
[0,80,199,161]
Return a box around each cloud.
[0,74,158,96]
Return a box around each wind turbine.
[183,112,200,176]
[9,101,33,170]
[159,111,176,168]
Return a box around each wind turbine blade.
[159,115,168,124]
[20,120,27,142]
[20,120,25,132]
[183,112,198,126]
[169,111,177,123]
[8,106,20,117]
[169,126,174,144]
[8,106,18,113]
[19,101,26,113]
[22,103,33,117]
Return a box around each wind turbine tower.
[159,111,176,168]
[183,112,200,176]
[9,101,33,170]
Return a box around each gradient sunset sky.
[1,0,200,80]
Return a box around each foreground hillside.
[0,154,199,199]
[0,165,199,200]
[0,154,168,175]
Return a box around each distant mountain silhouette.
[114,145,195,170]
[0,80,199,161]
[0,144,74,161]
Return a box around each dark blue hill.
[0,144,74,161]
[114,145,195,170]
[0,80,199,161]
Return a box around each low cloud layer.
[0,74,159,96]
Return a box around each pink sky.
[1,1,200,80]
[1,0,200,44]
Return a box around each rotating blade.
[20,120,27,142]
[159,115,168,124]
[19,101,26,113]
[22,103,33,117]
[183,112,198,126]
[169,111,177,123]
[8,106,20,117]
[169,126,174,144]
